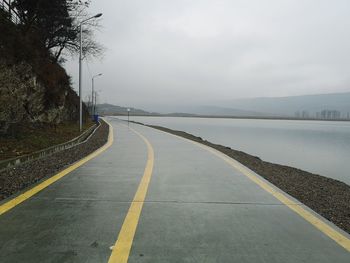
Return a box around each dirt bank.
[147,124,350,234]
[0,120,109,201]
[0,121,94,160]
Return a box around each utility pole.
[78,23,82,131]
[92,73,102,116]
[127,108,130,124]
[94,91,98,115]
[78,13,102,132]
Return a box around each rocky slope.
[0,11,87,136]
[0,61,82,135]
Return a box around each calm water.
[115,116,350,185]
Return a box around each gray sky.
[65,0,350,112]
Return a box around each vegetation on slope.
[0,120,94,160]
[0,1,101,140]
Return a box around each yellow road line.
[152,127,350,252]
[108,126,154,263]
[0,120,114,216]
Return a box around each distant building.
[320,110,341,120]
[301,110,309,118]
[295,110,310,119]
[297,109,344,120]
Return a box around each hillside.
[218,92,350,118]
[98,93,350,119]
[96,103,158,116]
[180,105,269,117]
[0,3,89,136]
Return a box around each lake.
[115,116,350,185]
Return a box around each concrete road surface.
[0,117,349,263]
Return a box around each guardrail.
[0,122,99,171]
[0,0,20,24]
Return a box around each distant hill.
[96,103,266,117]
[96,104,201,117]
[180,105,268,117]
[96,103,158,116]
[218,92,350,117]
[97,92,350,119]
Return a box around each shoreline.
[111,114,350,122]
[133,121,350,234]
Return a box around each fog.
[65,0,350,112]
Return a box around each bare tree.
[12,0,104,63]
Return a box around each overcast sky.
[65,0,350,112]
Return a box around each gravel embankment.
[148,124,350,234]
[0,120,109,201]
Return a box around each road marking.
[151,126,350,252]
[0,120,114,216]
[108,126,154,263]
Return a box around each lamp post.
[94,90,102,115]
[127,108,130,124]
[78,13,102,132]
[92,73,102,116]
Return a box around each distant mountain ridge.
[99,92,350,119]
[217,92,350,117]
[96,103,157,115]
[180,105,268,117]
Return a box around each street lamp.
[127,108,130,124]
[94,89,102,115]
[92,73,102,116]
[78,13,103,132]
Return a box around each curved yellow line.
[153,127,350,252]
[108,125,155,263]
[0,120,114,216]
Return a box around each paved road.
[0,118,349,262]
